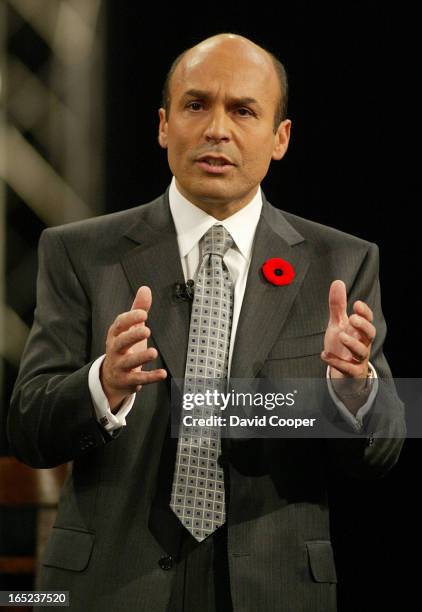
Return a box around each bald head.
[162,34,288,133]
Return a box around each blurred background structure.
[1,0,105,444]
[0,0,105,599]
[0,0,105,448]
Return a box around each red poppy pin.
[261,257,295,286]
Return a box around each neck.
[175,180,259,220]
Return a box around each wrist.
[100,362,128,412]
[330,367,373,398]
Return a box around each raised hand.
[101,286,167,411]
[321,280,376,381]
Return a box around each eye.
[186,101,203,111]
[236,107,254,116]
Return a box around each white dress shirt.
[89,177,378,433]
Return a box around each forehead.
[171,44,279,105]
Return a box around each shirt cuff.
[88,354,136,432]
[326,362,379,432]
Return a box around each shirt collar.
[169,176,263,261]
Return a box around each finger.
[338,332,369,362]
[112,309,148,336]
[114,324,151,353]
[353,300,373,322]
[127,368,168,386]
[131,286,152,313]
[320,351,363,377]
[119,347,158,370]
[328,280,348,325]
[348,314,376,343]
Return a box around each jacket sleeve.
[324,242,406,479]
[7,228,120,468]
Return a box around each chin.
[194,190,232,206]
[183,182,229,203]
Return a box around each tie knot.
[201,224,233,258]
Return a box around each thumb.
[328,280,348,325]
[131,285,152,313]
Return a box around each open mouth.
[200,157,228,166]
[196,157,234,174]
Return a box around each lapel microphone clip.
[173,279,195,302]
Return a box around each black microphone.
[173,279,195,302]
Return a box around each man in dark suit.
[8,33,405,611]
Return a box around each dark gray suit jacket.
[8,188,405,611]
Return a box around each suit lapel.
[119,190,310,382]
[230,196,310,379]
[120,191,190,380]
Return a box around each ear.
[272,119,292,161]
[158,108,168,149]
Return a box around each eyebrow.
[182,89,262,110]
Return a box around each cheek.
[167,133,191,163]
[242,132,275,162]
[241,148,273,174]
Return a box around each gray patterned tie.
[170,224,234,542]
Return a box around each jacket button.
[158,556,173,570]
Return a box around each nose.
[203,107,230,144]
